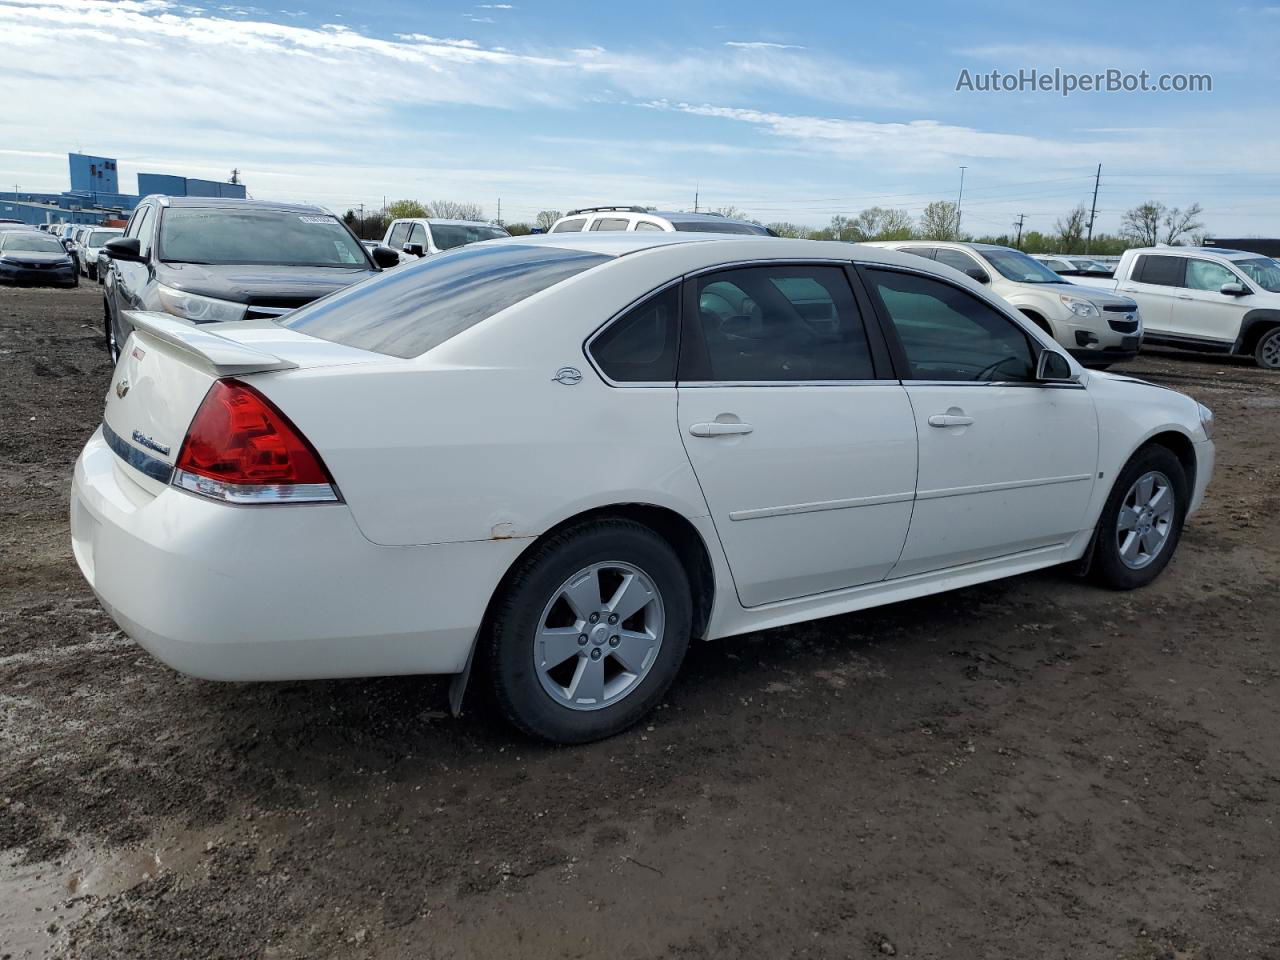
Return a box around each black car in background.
[101,196,399,361]
[0,229,78,287]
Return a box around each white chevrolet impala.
[71,234,1215,742]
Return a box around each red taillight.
[172,379,339,504]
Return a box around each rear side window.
[589,285,679,382]
[899,246,936,260]
[634,221,665,232]
[934,248,984,276]
[550,218,586,233]
[591,218,631,231]
[1134,255,1185,287]
[685,265,875,382]
[281,244,611,358]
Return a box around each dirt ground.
[2,282,1278,960]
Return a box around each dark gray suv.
[102,196,399,361]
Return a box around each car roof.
[142,195,331,214]
[391,218,499,226]
[485,231,953,271]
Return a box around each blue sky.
[2,0,1278,236]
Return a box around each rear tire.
[485,519,692,743]
[1254,326,1280,370]
[1091,445,1188,590]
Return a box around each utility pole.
[1013,213,1026,249]
[694,182,699,214]
[1086,163,1102,253]
[357,202,365,239]
[955,165,968,238]
[496,197,502,225]
[229,168,240,185]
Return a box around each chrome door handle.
[689,421,754,437]
[928,414,974,428]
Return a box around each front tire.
[1254,326,1280,370]
[104,299,120,362]
[1091,445,1188,590]
[485,519,692,743]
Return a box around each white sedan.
[71,234,1215,743]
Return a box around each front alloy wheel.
[1092,445,1187,589]
[486,519,692,743]
[1115,471,1175,570]
[1255,327,1280,370]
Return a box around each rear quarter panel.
[248,249,718,547]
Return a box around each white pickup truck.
[381,218,510,265]
[1089,247,1280,369]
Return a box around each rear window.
[281,243,611,358]
[1134,255,1186,287]
[670,220,768,236]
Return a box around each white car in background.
[381,217,510,264]
[871,241,1142,368]
[71,233,1214,743]
[549,206,772,236]
[76,225,123,281]
[1089,246,1280,369]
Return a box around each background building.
[0,152,246,226]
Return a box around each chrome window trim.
[683,257,853,279]
[901,379,1086,390]
[680,379,891,389]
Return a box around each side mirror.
[1220,281,1248,296]
[965,267,990,284]
[403,242,426,258]
[371,245,401,269]
[103,237,143,262]
[1036,349,1075,383]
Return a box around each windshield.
[0,233,65,254]
[88,231,121,247]
[282,243,610,358]
[158,207,369,267]
[430,223,509,251]
[982,248,1064,283]
[1234,258,1280,293]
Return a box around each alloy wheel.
[1116,470,1175,570]
[534,561,665,711]
[1258,330,1280,370]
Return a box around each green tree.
[504,222,533,236]
[765,222,811,238]
[384,199,427,220]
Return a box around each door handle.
[928,414,974,428]
[689,421,754,437]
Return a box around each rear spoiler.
[123,311,298,377]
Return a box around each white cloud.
[725,41,805,50]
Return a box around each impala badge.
[115,379,129,398]
[552,366,583,385]
[131,430,171,457]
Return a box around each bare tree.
[874,208,915,240]
[918,201,961,241]
[1121,201,1164,246]
[535,210,562,231]
[1163,203,1205,245]
[427,199,485,221]
[828,214,860,242]
[765,222,812,239]
[710,205,746,220]
[1054,205,1088,252]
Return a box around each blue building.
[0,152,247,227]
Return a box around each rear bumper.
[71,427,528,681]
